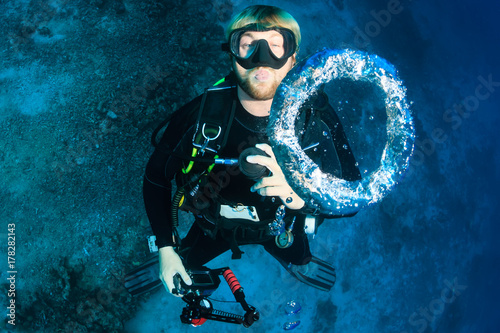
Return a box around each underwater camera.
[175,267,260,328]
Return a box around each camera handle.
[180,268,260,328]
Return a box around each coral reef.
[0,0,228,330]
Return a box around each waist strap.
[196,214,298,259]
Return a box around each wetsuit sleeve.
[324,103,362,182]
[299,104,362,218]
[143,96,202,248]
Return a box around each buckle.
[147,235,158,253]
[304,215,316,235]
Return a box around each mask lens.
[267,33,286,58]
[235,33,258,58]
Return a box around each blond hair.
[226,5,301,51]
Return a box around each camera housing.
[173,270,221,297]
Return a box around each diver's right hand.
[158,246,192,297]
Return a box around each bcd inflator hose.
[238,147,270,180]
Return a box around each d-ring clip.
[202,124,221,141]
[199,124,222,153]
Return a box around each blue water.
[1,0,499,332]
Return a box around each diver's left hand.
[247,143,305,210]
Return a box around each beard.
[234,67,281,101]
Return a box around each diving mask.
[222,24,297,69]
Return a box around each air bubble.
[284,301,302,315]
[269,49,415,215]
[283,321,300,330]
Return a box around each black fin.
[280,256,337,292]
[124,254,162,296]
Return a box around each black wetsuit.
[143,79,361,269]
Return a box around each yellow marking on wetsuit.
[213,78,225,86]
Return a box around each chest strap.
[192,85,237,155]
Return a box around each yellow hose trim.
[207,155,218,172]
[182,148,198,174]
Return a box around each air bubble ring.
[268,49,415,215]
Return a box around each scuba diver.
[135,5,362,297]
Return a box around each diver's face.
[233,30,296,101]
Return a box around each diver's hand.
[158,246,192,297]
[247,143,305,210]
